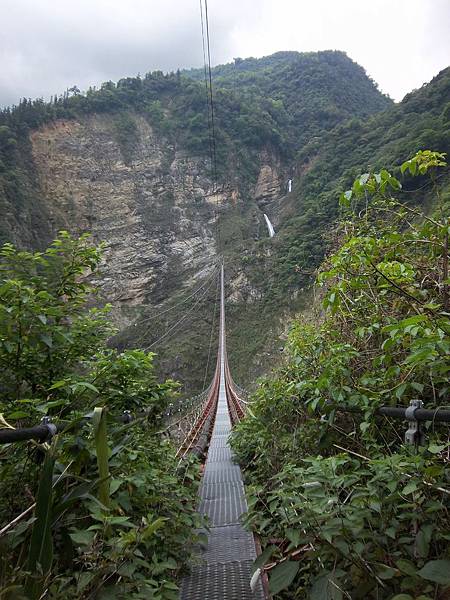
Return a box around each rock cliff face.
[27,112,280,391]
[254,162,283,208]
[31,115,221,316]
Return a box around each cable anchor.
[122,410,133,424]
[40,416,58,442]
[405,399,425,446]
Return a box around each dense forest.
[0,49,403,394]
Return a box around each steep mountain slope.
[267,66,450,289]
[0,51,390,247]
[186,50,391,151]
[222,67,449,384]
[0,52,448,394]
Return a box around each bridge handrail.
[174,351,221,459]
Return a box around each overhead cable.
[144,268,219,350]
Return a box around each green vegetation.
[0,46,449,599]
[231,152,450,598]
[0,233,202,599]
[186,50,392,151]
[248,66,450,294]
[0,51,391,245]
[0,50,448,400]
[112,112,140,164]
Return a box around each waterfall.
[263,213,275,237]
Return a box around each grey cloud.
[0,0,448,107]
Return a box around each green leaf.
[70,530,95,546]
[76,381,99,393]
[40,334,53,348]
[7,410,29,419]
[310,573,329,600]
[269,561,300,595]
[428,443,447,454]
[395,382,407,399]
[390,595,414,600]
[76,571,96,593]
[396,559,417,577]
[253,545,276,572]
[310,572,342,600]
[417,559,450,585]
[385,526,397,539]
[402,481,418,495]
[142,517,167,539]
[48,380,68,390]
[25,449,55,599]
[92,407,110,508]
[53,480,99,519]
[110,479,122,494]
[376,564,397,579]
[410,382,424,393]
[416,525,433,559]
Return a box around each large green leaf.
[253,544,277,572]
[269,560,299,595]
[92,406,110,508]
[417,559,450,585]
[310,572,343,600]
[25,449,56,599]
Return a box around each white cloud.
[0,0,448,106]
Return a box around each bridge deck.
[180,359,265,600]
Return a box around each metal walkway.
[180,268,265,599]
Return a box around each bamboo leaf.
[25,449,55,599]
[92,407,110,509]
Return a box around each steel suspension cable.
[133,261,219,329]
[199,0,221,251]
[199,0,215,187]
[203,0,218,188]
[130,266,219,350]
[143,269,219,350]
[202,272,220,391]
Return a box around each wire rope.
[199,0,215,188]
[202,271,220,390]
[143,268,219,350]
[132,270,218,348]
[199,0,220,251]
[203,0,218,189]
[133,261,219,328]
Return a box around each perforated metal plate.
[202,464,243,484]
[208,439,231,449]
[199,483,247,526]
[180,561,265,600]
[202,527,257,563]
[180,362,266,599]
[207,447,234,462]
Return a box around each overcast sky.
[1,0,449,107]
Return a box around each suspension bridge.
[175,263,265,599]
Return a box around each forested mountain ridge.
[257,65,450,292]
[0,52,448,392]
[185,50,392,150]
[0,50,390,248]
